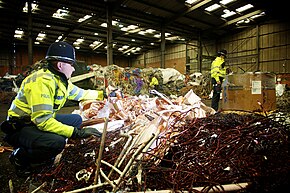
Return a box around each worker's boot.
[9,147,32,178]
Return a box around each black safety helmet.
[45,41,76,64]
[217,49,227,57]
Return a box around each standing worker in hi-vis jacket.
[210,49,227,111]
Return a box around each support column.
[160,27,165,68]
[28,0,33,66]
[106,3,113,66]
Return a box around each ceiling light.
[250,12,265,19]
[185,0,198,5]
[14,29,24,39]
[52,8,69,19]
[23,1,38,13]
[154,34,161,38]
[15,29,24,35]
[219,0,235,5]
[100,23,107,28]
[112,21,119,26]
[221,9,236,18]
[14,34,22,39]
[236,4,253,13]
[78,14,92,23]
[145,29,156,33]
[205,4,221,12]
[138,31,146,35]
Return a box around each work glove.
[103,89,108,99]
[109,90,124,98]
[71,127,102,139]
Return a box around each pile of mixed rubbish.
[20,89,289,193]
[82,64,212,98]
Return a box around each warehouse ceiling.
[0,0,287,56]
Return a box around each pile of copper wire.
[28,112,289,193]
[139,112,289,192]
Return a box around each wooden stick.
[92,117,109,193]
[30,182,47,193]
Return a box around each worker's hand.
[109,90,124,98]
[71,127,102,139]
[103,89,108,99]
[217,81,221,84]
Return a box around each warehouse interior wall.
[218,21,290,74]
[0,20,289,77]
[132,20,290,76]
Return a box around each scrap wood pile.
[27,90,289,193]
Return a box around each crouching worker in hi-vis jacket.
[0,41,103,177]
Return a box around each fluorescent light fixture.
[90,41,103,50]
[138,31,146,35]
[52,8,69,19]
[236,4,253,13]
[14,29,24,39]
[154,34,161,38]
[100,23,107,28]
[38,32,46,38]
[145,29,156,33]
[221,9,236,18]
[250,12,265,19]
[185,0,198,5]
[165,33,171,37]
[127,24,138,29]
[15,29,24,35]
[112,21,119,26]
[205,3,221,12]
[78,14,92,23]
[120,27,128,31]
[220,0,235,5]
[35,32,46,41]
[14,34,22,38]
[23,1,38,13]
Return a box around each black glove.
[103,89,108,99]
[71,127,102,139]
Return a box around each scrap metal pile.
[26,90,289,193]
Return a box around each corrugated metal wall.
[220,21,290,74]
[133,21,290,75]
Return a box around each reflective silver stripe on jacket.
[32,104,53,112]
[9,104,28,117]
[70,86,84,100]
[35,114,53,125]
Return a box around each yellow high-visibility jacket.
[149,77,159,86]
[210,56,226,82]
[8,68,104,138]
